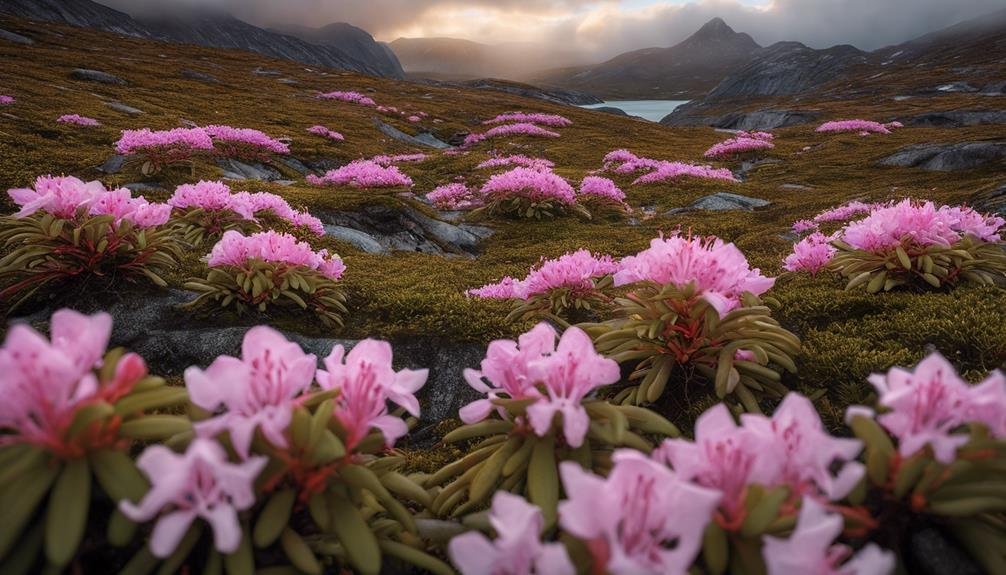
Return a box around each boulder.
[901,110,1006,128]
[372,118,451,149]
[933,82,979,93]
[181,69,220,84]
[666,192,770,214]
[216,158,284,181]
[981,81,1006,95]
[105,101,144,115]
[591,106,629,117]
[662,107,819,130]
[70,68,127,85]
[99,154,126,174]
[878,141,1006,171]
[0,27,33,45]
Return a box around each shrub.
[203,125,290,161]
[426,323,681,522]
[370,153,428,166]
[56,114,100,127]
[783,232,838,275]
[184,230,347,326]
[704,134,775,160]
[426,183,481,210]
[816,119,898,135]
[317,90,376,106]
[600,149,736,183]
[474,167,583,219]
[467,249,619,324]
[1,176,180,307]
[306,125,345,141]
[483,112,572,127]
[115,127,215,174]
[582,235,799,412]
[0,95,15,105]
[306,160,413,188]
[463,123,561,147]
[577,175,629,216]
[476,154,555,172]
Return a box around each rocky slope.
[388,36,588,81]
[273,22,404,79]
[536,18,761,99]
[0,0,404,78]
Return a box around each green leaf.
[90,449,148,502]
[329,490,381,575]
[253,489,296,548]
[527,433,559,528]
[114,387,189,415]
[119,415,192,440]
[46,458,91,566]
[378,539,455,575]
[107,508,138,547]
[0,461,60,561]
[280,528,321,575]
[223,529,253,575]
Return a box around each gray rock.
[663,108,819,130]
[216,158,284,181]
[181,69,219,84]
[591,106,629,117]
[0,27,33,45]
[666,192,770,214]
[251,66,282,76]
[734,157,782,181]
[373,118,451,149]
[70,68,127,85]
[324,225,387,254]
[276,156,315,176]
[780,183,813,191]
[878,141,1006,171]
[908,528,982,575]
[932,82,979,93]
[105,101,144,115]
[123,182,166,193]
[320,203,492,257]
[981,81,1006,95]
[901,110,1006,128]
[99,154,126,174]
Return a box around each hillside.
[389,36,588,81]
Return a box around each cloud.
[97,0,1005,59]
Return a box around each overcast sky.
[98,0,1006,59]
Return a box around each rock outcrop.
[878,141,1006,171]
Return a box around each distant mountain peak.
[695,17,733,36]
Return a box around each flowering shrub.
[476,154,555,172]
[57,114,100,127]
[483,112,572,127]
[577,175,629,215]
[467,249,619,324]
[583,235,799,411]
[306,160,413,188]
[306,125,345,141]
[601,149,737,183]
[317,90,376,106]
[825,199,1006,291]
[427,323,681,522]
[463,123,561,147]
[0,95,14,105]
[1,176,180,307]
[816,119,899,135]
[0,309,190,567]
[783,232,838,275]
[370,153,428,166]
[704,132,775,160]
[115,127,215,174]
[475,167,584,219]
[184,230,347,325]
[426,183,481,210]
[203,124,290,161]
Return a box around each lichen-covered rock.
[666,192,770,214]
[879,141,1006,171]
[70,68,127,85]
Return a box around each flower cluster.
[115,127,215,170]
[468,249,617,301]
[207,230,344,280]
[841,199,1003,252]
[601,149,736,183]
[704,131,775,159]
[0,95,15,105]
[483,112,572,127]
[203,124,290,159]
[317,90,376,106]
[168,181,324,237]
[57,114,100,127]
[479,167,576,206]
[9,175,169,227]
[816,119,900,135]
[307,160,413,188]
[463,123,561,147]
[88,188,172,228]
[783,232,838,275]
[577,175,627,205]
[476,154,555,172]
[426,182,481,210]
[370,153,428,166]
[306,125,345,141]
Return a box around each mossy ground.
[1,15,1004,430]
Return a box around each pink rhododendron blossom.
[704,135,775,159]
[479,167,576,205]
[559,450,721,575]
[742,394,864,500]
[8,175,107,219]
[578,176,626,204]
[614,235,775,317]
[427,183,481,210]
[449,491,575,575]
[307,160,413,188]
[370,153,428,166]
[525,326,621,447]
[120,439,266,557]
[464,276,523,300]
[467,250,618,301]
[115,127,214,156]
[476,155,555,172]
[458,323,556,424]
[315,340,427,449]
[306,125,345,141]
[169,180,254,219]
[463,123,561,147]
[204,125,289,155]
[317,91,376,106]
[967,370,1006,438]
[793,219,819,233]
[784,232,837,275]
[207,230,345,280]
[407,115,421,122]
[813,201,879,224]
[816,120,893,135]
[289,210,325,236]
[484,112,572,127]
[184,326,317,458]
[885,121,904,129]
[89,189,172,228]
[57,114,100,127]
[737,131,774,141]
[632,161,737,185]
[601,149,640,169]
[0,309,146,450]
[763,499,895,575]
[841,199,1005,253]
[0,95,14,105]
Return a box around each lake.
[579,100,690,122]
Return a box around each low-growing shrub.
[576,175,629,216]
[307,160,414,188]
[463,123,562,147]
[483,112,572,127]
[704,131,775,160]
[56,114,100,127]
[473,167,585,219]
[316,90,376,106]
[306,125,345,141]
[426,183,481,210]
[816,119,901,135]
[115,127,215,175]
[204,125,290,161]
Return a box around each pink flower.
[184,326,317,459]
[370,153,428,166]
[704,136,775,159]
[315,340,427,449]
[743,394,864,500]
[306,125,345,141]
[308,160,413,188]
[841,199,1004,253]
[476,155,555,172]
[207,230,345,280]
[407,115,421,122]
[763,499,895,575]
[290,210,325,236]
[792,219,819,233]
[578,176,626,205]
[427,183,481,210]
[8,175,107,219]
[0,95,14,105]
[169,180,257,220]
[614,235,775,318]
[57,114,100,127]
[115,127,214,156]
[525,327,621,447]
[559,450,721,575]
[632,161,737,185]
[458,323,556,424]
[120,439,266,557]
[317,91,376,106]
[449,491,575,575]
[816,120,892,135]
[469,250,618,301]
[464,123,561,147]
[122,196,172,228]
[479,167,576,206]
[484,112,572,128]
[967,370,1006,438]
[203,125,289,156]
[813,201,879,224]
[601,149,640,169]
[784,232,837,275]
[464,275,523,299]
[89,189,171,228]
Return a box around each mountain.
[535,18,761,99]
[388,37,589,81]
[0,0,404,78]
[272,22,404,79]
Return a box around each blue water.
[579,100,690,122]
